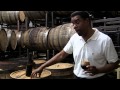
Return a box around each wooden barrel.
[5,29,17,50]
[0,69,12,79]
[0,61,20,79]
[0,11,25,24]
[23,29,33,48]
[1,11,10,23]
[55,11,73,16]
[20,31,25,48]
[32,27,49,50]
[0,11,2,23]
[33,59,46,68]
[24,11,46,20]
[0,29,8,52]
[45,63,75,79]
[19,11,25,22]
[23,27,49,50]
[10,30,17,50]
[10,69,51,79]
[48,23,76,51]
[14,30,25,48]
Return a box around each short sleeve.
[104,37,118,63]
[63,37,73,54]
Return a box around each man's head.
[71,11,92,36]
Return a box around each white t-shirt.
[63,28,118,79]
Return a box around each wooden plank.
[106,21,120,25]
[95,25,120,30]
[102,31,119,33]
[92,17,120,23]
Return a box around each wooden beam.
[106,21,120,25]
[92,17,120,23]
[95,25,120,30]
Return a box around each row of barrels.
[24,11,73,20]
[0,29,25,51]
[0,23,76,52]
[0,11,25,24]
[0,11,73,24]
[23,23,75,51]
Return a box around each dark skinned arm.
[86,60,120,76]
[31,50,69,78]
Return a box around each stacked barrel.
[23,23,76,51]
[24,11,73,20]
[0,11,25,51]
[0,11,25,24]
[0,11,75,52]
[0,23,75,52]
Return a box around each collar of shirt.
[78,28,100,42]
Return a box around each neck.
[82,28,95,42]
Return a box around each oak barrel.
[10,69,51,79]
[48,23,75,51]
[23,27,49,50]
[45,63,75,79]
[5,29,17,50]
[14,30,25,48]
[0,29,8,52]
[24,11,46,20]
[33,59,46,68]
[0,11,25,24]
[0,60,21,79]
[55,11,73,16]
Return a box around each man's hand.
[31,68,43,78]
[85,65,99,76]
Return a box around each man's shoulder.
[98,30,111,41]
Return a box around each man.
[31,11,119,79]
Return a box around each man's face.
[71,15,89,36]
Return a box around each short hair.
[71,11,91,20]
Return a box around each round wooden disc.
[45,63,74,77]
[0,29,8,51]
[33,59,46,65]
[19,11,25,22]
[0,11,2,23]
[10,69,51,79]
[46,63,74,69]
[10,31,17,50]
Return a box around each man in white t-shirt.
[31,11,119,79]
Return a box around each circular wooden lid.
[0,29,8,51]
[33,59,46,64]
[19,11,25,22]
[46,63,74,69]
[10,31,17,50]
[0,11,2,23]
[10,69,51,79]
[20,31,25,48]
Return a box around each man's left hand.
[85,65,99,76]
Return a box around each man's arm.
[86,60,119,75]
[31,36,73,78]
[97,60,119,73]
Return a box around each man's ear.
[85,18,90,24]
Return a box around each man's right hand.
[30,50,69,78]
[31,67,43,78]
